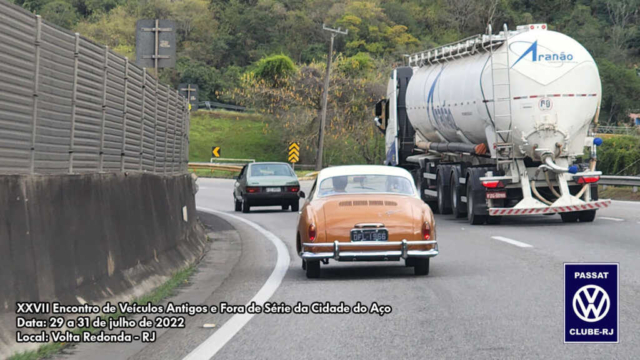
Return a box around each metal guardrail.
[189,162,242,172]
[599,176,640,187]
[199,101,246,112]
[594,126,639,136]
[187,162,319,180]
[209,158,255,166]
[0,0,189,175]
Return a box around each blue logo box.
[564,263,619,343]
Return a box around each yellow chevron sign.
[288,142,299,163]
[211,146,220,157]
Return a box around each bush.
[254,54,296,84]
[597,135,640,175]
[338,52,374,77]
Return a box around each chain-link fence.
[0,0,189,175]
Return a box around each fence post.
[120,57,129,172]
[68,33,80,173]
[164,88,171,175]
[177,91,184,174]
[139,69,146,171]
[29,15,42,174]
[183,98,189,172]
[153,81,158,174]
[172,90,177,174]
[99,46,109,172]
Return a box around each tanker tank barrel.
[381,23,607,223]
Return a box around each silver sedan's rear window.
[318,175,414,197]
[249,164,294,177]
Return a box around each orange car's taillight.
[308,224,316,241]
[422,221,431,240]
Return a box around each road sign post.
[179,83,199,111]
[288,142,300,170]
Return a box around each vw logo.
[572,285,610,322]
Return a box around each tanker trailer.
[373,24,611,225]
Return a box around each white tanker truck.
[374,24,611,224]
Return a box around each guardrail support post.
[69,33,80,173]
[29,15,42,174]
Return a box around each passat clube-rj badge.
[564,263,619,343]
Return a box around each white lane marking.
[185,207,290,360]
[491,236,533,248]
[599,217,624,222]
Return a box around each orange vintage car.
[296,165,438,278]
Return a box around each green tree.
[598,59,640,124]
[41,0,79,28]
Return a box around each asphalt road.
[63,178,640,359]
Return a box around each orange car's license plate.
[351,229,388,242]
[486,191,507,199]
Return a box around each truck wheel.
[450,175,466,218]
[467,180,486,225]
[291,202,299,212]
[306,261,320,278]
[590,184,598,200]
[416,169,438,213]
[579,210,596,222]
[234,198,242,212]
[486,216,502,225]
[437,168,452,215]
[414,258,430,275]
[427,200,439,214]
[242,198,250,213]
[560,212,579,223]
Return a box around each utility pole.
[315,24,348,171]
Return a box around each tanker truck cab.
[375,23,611,225]
[375,67,416,168]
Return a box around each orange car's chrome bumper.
[300,240,438,261]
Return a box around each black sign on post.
[135,19,176,73]
[179,83,199,111]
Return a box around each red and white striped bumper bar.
[489,200,611,216]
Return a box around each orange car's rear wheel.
[414,258,430,276]
[306,261,320,278]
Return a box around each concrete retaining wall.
[0,173,206,357]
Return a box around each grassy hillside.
[189,110,284,163]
